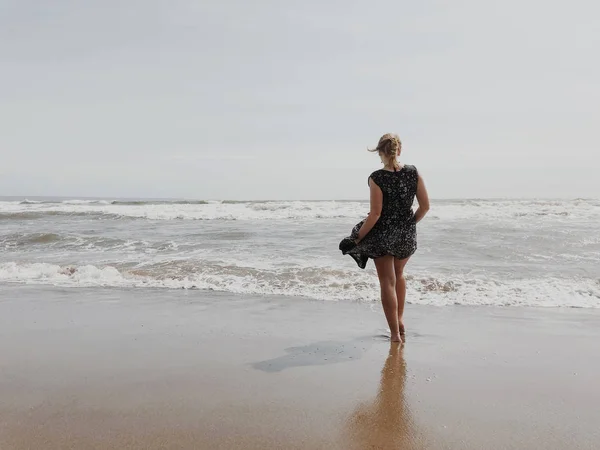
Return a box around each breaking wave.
[1,198,599,222]
[1,261,598,308]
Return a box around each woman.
[340,133,430,343]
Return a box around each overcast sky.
[1,0,599,200]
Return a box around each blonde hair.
[368,133,402,170]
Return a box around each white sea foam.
[61,199,111,205]
[1,262,598,308]
[1,198,599,222]
[0,200,369,221]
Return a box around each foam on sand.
[1,261,598,308]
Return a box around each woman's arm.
[413,174,430,223]
[356,178,383,243]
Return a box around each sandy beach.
[1,285,598,449]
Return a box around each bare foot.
[390,333,402,343]
[399,323,406,342]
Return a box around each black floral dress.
[340,165,419,269]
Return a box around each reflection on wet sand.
[346,344,426,449]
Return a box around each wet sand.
[1,285,599,449]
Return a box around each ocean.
[1,197,599,308]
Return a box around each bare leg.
[394,257,410,337]
[374,255,401,342]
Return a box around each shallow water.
[1,197,599,307]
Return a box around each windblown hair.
[369,133,402,170]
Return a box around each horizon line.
[0,195,597,202]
